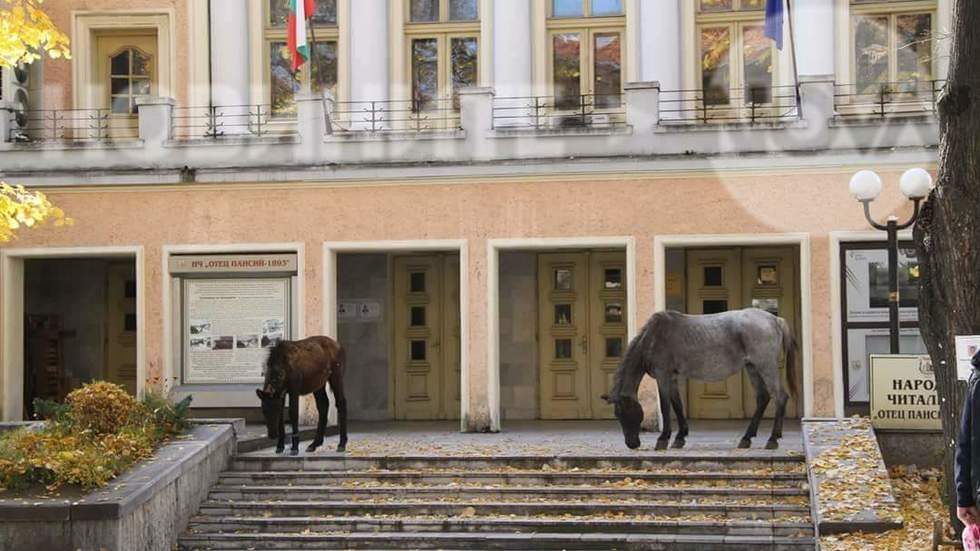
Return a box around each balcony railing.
[328,98,461,134]
[492,94,626,130]
[834,80,944,119]
[171,104,287,139]
[6,108,138,143]
[658,85,801,125]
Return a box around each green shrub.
[31,397,71,424]
[0,381,192,491]
[66,381,138,434]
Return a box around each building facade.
[0,0,945,431]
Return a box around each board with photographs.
[183,278,290,384]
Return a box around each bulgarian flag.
[288,0,315,72]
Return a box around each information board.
[183,278,290,384]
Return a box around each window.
[696,0,775,107]
[850,1,935,94]
[265,0,339,117]
[840,241,925,413]
[406,0,480,111]
[548,0,624,110]
[108,47,152,114]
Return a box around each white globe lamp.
[899,167,933,200]
[849,170,883,202]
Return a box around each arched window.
[109,47,152,114]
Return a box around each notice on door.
[183,278,290,384]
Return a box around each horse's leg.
[655,375,672,451]
[739,366,770,449]
[669,383,688,449]
[766,374,790,450]
[288,392,301,456]
[306,387,330,453]
[275,401,286,454]
[330,371,348,452]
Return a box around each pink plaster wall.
[2,169,923,424]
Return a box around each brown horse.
[255,336,348,455]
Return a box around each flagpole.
[307,15,318,94]
[785,0,803,119]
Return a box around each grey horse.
[602,308,797,451]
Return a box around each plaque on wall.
[183,278,291,384]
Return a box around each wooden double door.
[686,247,800,419]
[392,254,461,420]
[538,251,627,419]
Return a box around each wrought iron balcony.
[833,80,945,120]
[5,107,138,143]
[328,97,461,135]
[491,94,627,132]
[658,84,802,125]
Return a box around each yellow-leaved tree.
[0,0,70,67]
[0,0,71,241]
[0,182,70,242]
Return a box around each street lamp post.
[849,168,934,354]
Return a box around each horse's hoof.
[670,438,686,449]
[305,444,319,453]
[737,438,752,449]
[289,448,299,456]
[765,439,779,450]
[655,439,669,451]
[274,446,285,454]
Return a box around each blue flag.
[765,0,784,50]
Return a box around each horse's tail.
[778,316,798,400]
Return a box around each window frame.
[694,5,781,114]
[545,3,626,110]
[404,0,482,111]
[407,0,480,23]
[263,0,341,119]
[839,240,923,414]
[549,0,624,19]
[848,0,938,88]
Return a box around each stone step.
[197,499,810,519]
[177,531,817,550]
[231,454,805,473]
[185,515,815,537]
[218,469,807,488]
[207,484,808,502]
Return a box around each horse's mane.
[610,314,657,399]
[263,340,290,393]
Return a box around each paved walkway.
[242,419,803,458]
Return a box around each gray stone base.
[0,420,240,551]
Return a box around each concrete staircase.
[178,451,816,550]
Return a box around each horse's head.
[255,387,285,439]
[257,343,289,439]
[602,393,644,449]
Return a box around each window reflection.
[449,0,478,20]
[412,38,439,110]
[553,33,582,109]
[553,0,583,17]
[593,33,622,108]
[701,26,731,105]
